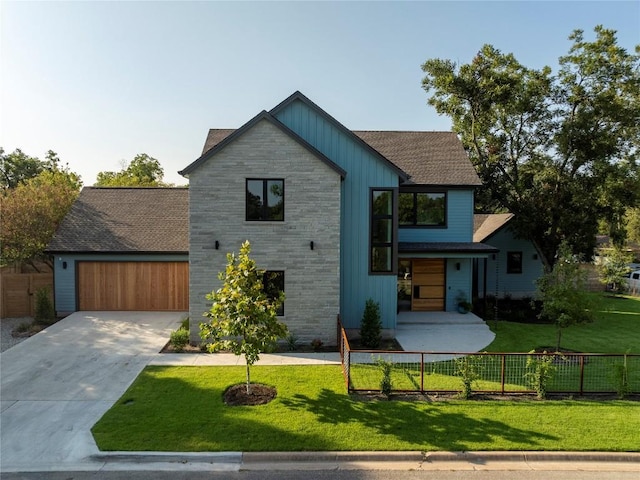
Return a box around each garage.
[77,261,189,311]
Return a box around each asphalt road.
[3,470,639,480]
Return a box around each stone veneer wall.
[187,119,342,345]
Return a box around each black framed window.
[370,189,395,273]
[399,191,446,227]
[263,270,284,316]
[507,252,523,274]
[246,179,284,221]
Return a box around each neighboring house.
[473,213,543,299]
[48,91,503,345]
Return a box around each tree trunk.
[556,328,562,352]
[246,363,251,395]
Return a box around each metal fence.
[339,324,639,396]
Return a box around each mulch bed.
[223,383,277,406]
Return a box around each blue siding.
[478,227,543,298]
[446,258,473,311]
[399,189,474,243]
[275,100,400,329]
[52,254,189,314]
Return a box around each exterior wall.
[398,189,474,243]
[446,258,473,311]
[478,227,543,298]
[187,119,342,345]
[274,100,399,330]
[52,253,188,315]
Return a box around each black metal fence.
[339,323,639,396]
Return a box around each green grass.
[485,294,640,353]
[92,365,640,452]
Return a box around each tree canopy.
[94,153,170,187]
[422,26,640,267]
[1,150,82,270]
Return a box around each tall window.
[246,179,284,221]
[399,191,446,227]
[263,270,284,316]
[507,251,523,274]
[370,189,395,273]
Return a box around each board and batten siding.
[52,254,189,315]
[398,189,474,243]
[187,118,342,345]
[275,99,400,330]
[477,227,543,298]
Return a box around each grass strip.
[92,365,640,452]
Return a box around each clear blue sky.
[2,1,638,186]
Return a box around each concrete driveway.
[0,311,185,472]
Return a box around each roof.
[181,110,346,178]
[46,187,189,254]
[399,242,499,254]
[354,131,481,186]
[199,129,481,187]
[473,213,515,242]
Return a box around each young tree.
[422,26,640,267]
[536,242,595,351]
[200,241,288,394]
[1,161,81,270]
[95,153,170,187]
[597,246,633,293]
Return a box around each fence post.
[420,353,425,393]
[579,355,585,395]
[501,354,506,394]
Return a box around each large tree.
[95,153,169,186]
[0,148,65,189]
[422,26,640,267]
[1,158,81,270]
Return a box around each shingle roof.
[46,187,189,253]
[353,131,481,186]
[201,129,481,186]
[473,213,514,242]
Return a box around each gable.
[473,213,515,242]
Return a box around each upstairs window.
[399,191,446,227]
[246,179,284,221]
[370,189,395,274]
[507,251,523,274]
[263,270,285,316]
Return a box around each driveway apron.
[0,311,185,472]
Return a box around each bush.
[612,355,631,399]
[34,287,55,324]
[525,351,557,399]
[170,327,190,352]
[375,356,393,398]
[360,298,382,348]
[454,354,483,399]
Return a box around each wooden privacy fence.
[339,323,639,396]
[1,273,53,318]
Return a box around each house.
[48,91,502,345]
[473,213,544,299]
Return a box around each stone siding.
[188,119,342,345]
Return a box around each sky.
[1,1,639,187]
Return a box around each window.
[507,251,523,274]
[370,189,395,273]
[263,270,284,316]
[399,191,446,227]
[246,179,284,221]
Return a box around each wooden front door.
[411,259,445,311]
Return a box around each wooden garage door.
[77,262,188,311]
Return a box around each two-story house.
[48,91,501,345]
[180,91,498,344]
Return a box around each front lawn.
[92,365,640,452]
[485,294,640,353]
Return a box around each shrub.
[454,354,483,399]
[311,338,323,351]
[525,351,557,399]
[34,287,55,324]
[360,298,382,348]
[170,327,189,352]
[375,356,393,398]
[612,355,631,399]
[286,333,298,351]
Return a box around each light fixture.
[456,262,461,271]
[310,241,314,251]
[533,253,538,260]
[215,240,220,250]
[62,261,68,270]
[491,254,496,260]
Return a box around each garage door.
[77,261,188,311]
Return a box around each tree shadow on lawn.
[280,389,558,451]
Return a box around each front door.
[411,259,445,311]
